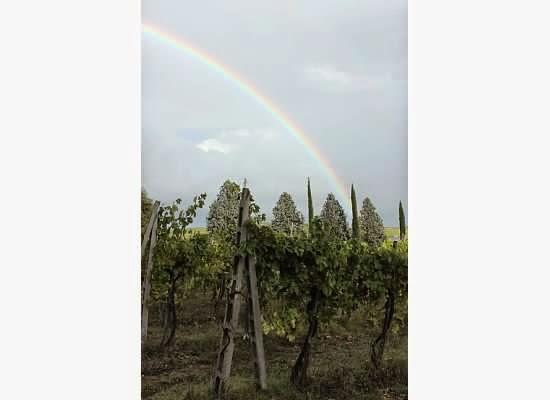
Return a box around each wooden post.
[214,188,251,398]
[141,214,158,344]
[246,254,267,389]
[142,201,160,258]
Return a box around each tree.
[359,197,385,247]
[399,201,406,240]
[152,193,207,348]
[351,184,360,239]
[206,180,266,239]
[272,192,304,236]
[307,177,314,231]
[319,193,349,240]
[206,180,241,241]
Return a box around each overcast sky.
[142,0,407,227]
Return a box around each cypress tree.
[399,201,406,240]
[307,177,314,231]
[359,197,385,247]
[351,184,359,239]
[272,192,304,236]
[320,193,350,240]
[206,180,241,240]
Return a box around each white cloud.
[195,128,281,154]
[196,138,234,154]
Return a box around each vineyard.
[141,180,408,400]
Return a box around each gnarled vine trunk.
[370,289,395,368]
[212,273,227,317]
[159,271,179,348]
[291,286,321,387]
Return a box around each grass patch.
[143,293,407,399]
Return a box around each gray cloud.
[142,0,407,227]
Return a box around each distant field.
[384,227,400,238]
[190,226,402,238]
[189,226,208,234]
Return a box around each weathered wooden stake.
[214,189,250,398]
[141,211,158,344]
[246,254,267,389]
[213,187,266,398]
[142,201,160,258]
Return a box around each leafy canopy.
[242,219,407,341]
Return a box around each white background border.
[409,0,550,398]
[0,1,141,398]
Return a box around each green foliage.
[399,201,406,240]
[249,195,267,225]
[319,193,350,240]
[244,219,356,341]
[177,233,227,292]
[307,177,314,230]
[358,240,408,302]
[271,192,304,236]
[156,194,207,263]
[351,184,359,239]
[242,219,407,342]
[151,194,217,303]
[359,197,385,247]
[143,181,408,389]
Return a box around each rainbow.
[142,22,352,211]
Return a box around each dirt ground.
[142,293,407,400]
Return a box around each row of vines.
[244,219,407,384]
[141,182,408,390]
